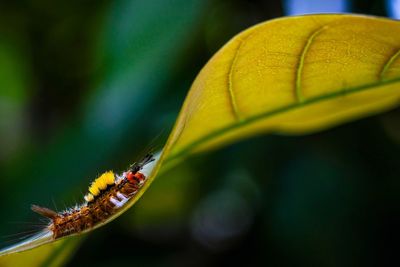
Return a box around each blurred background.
[0,0,399,266]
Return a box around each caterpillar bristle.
[0,229,53,256]
[31,205,58,219]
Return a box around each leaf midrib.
[166,76,400,163]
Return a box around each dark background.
[0,0,399,266]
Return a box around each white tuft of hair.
[141,151,161,177]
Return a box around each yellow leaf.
[0,237,81,267]
[2,14,400,265]
[164,14,400,165]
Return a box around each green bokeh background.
[0,0,399,266]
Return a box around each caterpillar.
[0,153,157,256]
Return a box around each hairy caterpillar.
[0,153,157,256]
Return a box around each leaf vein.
[295,24,329,103]
[379,48,400,81]
[227,39,244,121]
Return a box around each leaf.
[2,13,400,265]
[0,237,81,267]
[163,14,400,166]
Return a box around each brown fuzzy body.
[49,177,142,239]
[30,154,154,239]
